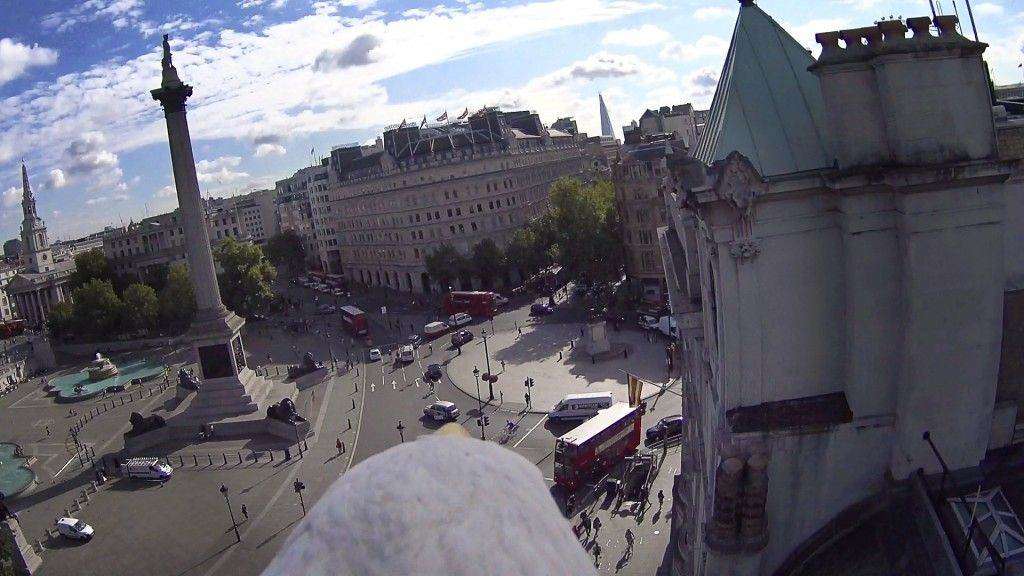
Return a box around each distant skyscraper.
[599,93,614,138]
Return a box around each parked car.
[447,312,472,327]
[332,288,344,296]
[638,315,659,330]
[451,329,474,347]
[317,304,336,314]
[56,517,94,541]
[645,415,684,444]
[424,400,460,422]
[408,334,423,348]
[493,294,509,306]
[398,345,416,363]
[424,364,443,382]
[368,348,382,362]
[530,303,554,316]
[424,321,449,336]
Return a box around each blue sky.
[0,0,1019,241]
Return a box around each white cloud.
[2,187,18,208]
[601,24,672,47]
[694,6,732,21]
[48,169,67,189]
[255,143,287,157]
[314,34,381,71]
[544,52,673,86]
[155,185,176,198]
[42,0,146,33]
[974,2,1004,16]
[242,14,264,28]
[0,0,661,186]
[0,39,58,86]
[660,35,728,62]
[196,156,249,184]
[238,0,288,8]
[60,132,126,191]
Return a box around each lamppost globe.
[219,484,228,495]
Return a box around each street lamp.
[473,366,486,440]
[219,484,241,543]
[293,480,307,517]
[481,330,494,400]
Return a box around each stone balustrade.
[813,15,983,67]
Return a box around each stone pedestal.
[1,518,42,575]
[29,335,55,372]
[585,321,611,355]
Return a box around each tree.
[505,225,552,279]
[213,237,277,317]
[265,230,306,277]
[68,249,112,290]
[471,238,505,289]
[425,243,468,291]
[46,301,74,340]
[547,178,623,287]
[159,262,196,331]
[121,283,159,334]
[70,279,123,337]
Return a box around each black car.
[451,329,474,347]
[424,364,443,382]
[530,303,553,316]
[645,415,684,444]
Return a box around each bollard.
[223,453,228,465]
[208,454,213,466]
[179,455,185,467]
[351,398,356,410]
[269,451,274,461]
[193,454,198,466]
[237,451,242,464]
[348,418,352,430]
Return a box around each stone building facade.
[7,164,73,327]
[275,164,326,270]
[613,136,684,304]
[658,5,1024,575]
[311,109,585,292]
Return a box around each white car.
[424,400,460,422]
[56,517,94,541]
[368,348,382,362]
[447,312,472,327]
[638,315,659,330]
[398,345,415,363]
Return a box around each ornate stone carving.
[728,238,762,261]
[711,151,768,222]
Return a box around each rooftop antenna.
[927,0,937,18]
[950,0,963,33]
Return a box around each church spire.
[21,162,37,220]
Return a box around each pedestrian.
[336,437,343,455]
[657,489,665,508]
[566,494,576,516]
[241,504,249,521]
[593,542,602,565]
[500,360,506,372]
[45,425,49,437]
[581,510,592,537]
[593,516,602,535]
[499,390,503,404]
[559,350,563,361]
[570,340,574,350]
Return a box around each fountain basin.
[49,359,165,402]
[0,443,36,499]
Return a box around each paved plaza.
[0,283,681,576]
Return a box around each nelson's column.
[150,35,277,425]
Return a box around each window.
[471,222,477,231]
[448,209,453,218]
[455,207,462,216]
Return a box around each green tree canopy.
[213,237,277,317]
[159,262,196,331]
[46,301,74,339]
[265,230,306,277]
[71,278,122,337]
[471,238,505,288]
[425,243,468,291]
[547,178,623,286]
[68,249,112,290]
[121,283,159,333]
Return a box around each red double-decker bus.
[554,403,642,491]
[443,291,497,318]
[339,305,369,336]
[0,320,24,339]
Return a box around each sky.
[0,0,1020,241]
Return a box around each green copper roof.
[694,1,831,177]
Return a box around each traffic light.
[293,480,305,493]
[483,415,490,426]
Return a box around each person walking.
[593,542,602,566]
[336,437,343,455]
[581,510,592,538]
[499,390,503,404]
[592,516,602,536]
[657,489,665,509]
[566,494,576,516]
[624,528,634,560]
[241,504,249,521]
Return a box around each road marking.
[414,378,420,388]
[308,370,337,443]
[513,417,546,448]
[391,380,397,390]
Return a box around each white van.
[120,457,173,481]
[548,392,615,421]
[447,312,472,327]
[424,321,449,336]
[398,345,416,363]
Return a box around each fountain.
[0,443,36,499]
[87,352,119,382]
